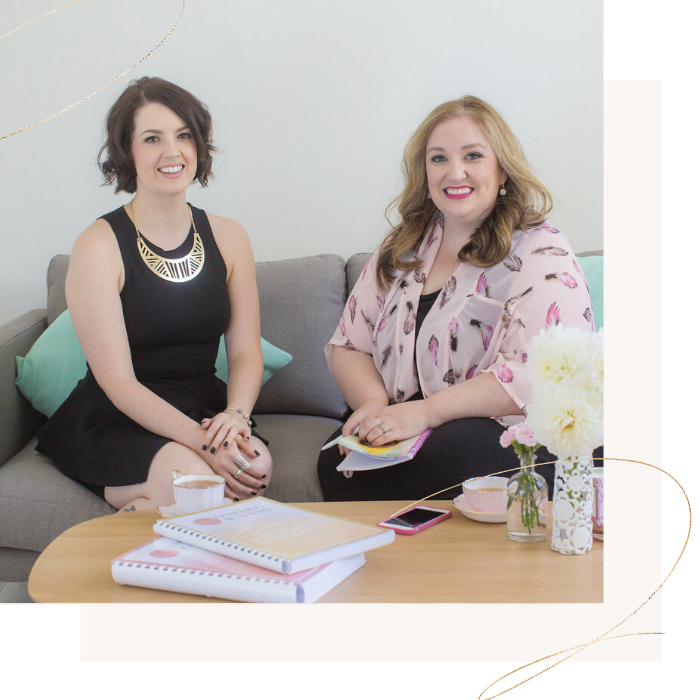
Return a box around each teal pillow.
[214,335,292,386]
[16,309,293,418]
[15,310,89,419]
[577,255,604,331]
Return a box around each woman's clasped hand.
[200,413,267,500]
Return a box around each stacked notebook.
[111,497,395,603]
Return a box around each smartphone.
[377,506,451,535]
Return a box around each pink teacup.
[462,476,509,513]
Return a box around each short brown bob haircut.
[98,76,215,194]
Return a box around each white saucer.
[453,494,507,523]
[156,497,233,519]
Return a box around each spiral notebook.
[322,429,433,471]
[153,497,394,574]
[112,536,364,603]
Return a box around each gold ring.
[378,423,387,434]
[233,468,243,481]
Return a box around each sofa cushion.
[0,547,40,583]
[0,438,116,553]
[47,254,70,326]
[254,413,340,503]
[346,252,372,296]
[254,255,348,418]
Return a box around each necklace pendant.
[132,203,205,283]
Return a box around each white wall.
[0,0,602,325]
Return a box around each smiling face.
[130,101,198,196]
[425,116,506,234]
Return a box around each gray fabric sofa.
[0,252,372,582]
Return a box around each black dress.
[37,204,254,498]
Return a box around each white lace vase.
[551,457,594,555]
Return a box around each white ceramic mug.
[171,470,226,513]
[592,467,604,541]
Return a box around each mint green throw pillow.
[215,336,292,386]
[576,255,604,331]
[15,309,293,418]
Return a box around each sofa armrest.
[0,309,48,466]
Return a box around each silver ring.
[378,423,387,434]
[233,468,243,481]
[234,455,251,471]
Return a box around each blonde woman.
[318,96,598,501]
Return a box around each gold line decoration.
[0,0,186,142]
[384,457,691,698]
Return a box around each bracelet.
[224,407,253,427]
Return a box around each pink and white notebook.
[322,429,433,471]
[112,536,365,603]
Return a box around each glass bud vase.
[550,458,594,555]
[507,455,548,542]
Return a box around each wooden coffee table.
[28,500,602,603]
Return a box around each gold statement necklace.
[129,202,205,283]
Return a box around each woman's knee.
[145,442,213,504]
[250,438,273,475]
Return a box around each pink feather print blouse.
[325,218,595,426]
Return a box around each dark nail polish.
[254,450,261,457]
[261,484,266,489]
[245,436,250,440]
[234,497,239,502]
[261,475,267,479]
[251,491,257,496]
[224,442,229,448]
[202,445,207,451]
[210,447,215,454]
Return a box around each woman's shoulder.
[511,221,576,258]
[203,212,253,269]
[72,214,120,258]
[202,211,249,240]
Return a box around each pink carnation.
[499,426,517,448]
[513,422,538,447]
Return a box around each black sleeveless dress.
[36,204,257,498]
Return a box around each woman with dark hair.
[317,95,597,501]
[37,77,272,511]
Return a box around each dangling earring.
[499,183,507,196]
[427,191,432,199]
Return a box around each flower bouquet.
[500,422,548,542]
[525,325,604,554]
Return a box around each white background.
[0,0,602,326]
[2,1,697,699]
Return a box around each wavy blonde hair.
[376,96,553,292]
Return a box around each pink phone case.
[377,507,452,535]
